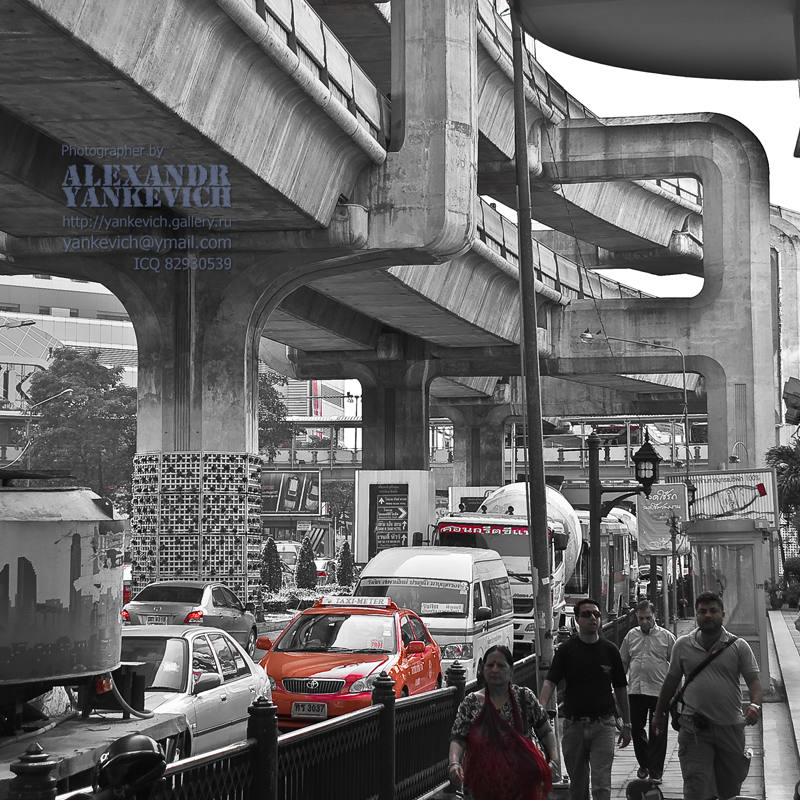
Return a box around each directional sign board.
[370,483,409,552]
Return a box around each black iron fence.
[10,624,637,800]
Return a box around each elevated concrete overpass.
[0,0,793,601]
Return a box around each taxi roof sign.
[318,596,396,608]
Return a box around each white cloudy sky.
[532,42,800,296]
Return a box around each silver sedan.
[123,581,259,657]
[121,626,270,759]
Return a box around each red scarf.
[463,688,552,800]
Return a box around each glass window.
[482,578,513,618]
[473,583,483,619]
[209,634,239,681]
[400,618,415,647]
[134,585,203,603]
[212,587,229,608]
[356,577,470,618]
[191,636,218,675]
[222,587,243,611]
[275,612,397,653]
[408,615,431,644]
[120,636,187,692]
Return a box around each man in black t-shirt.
[540,598,631,800]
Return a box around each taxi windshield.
[275,613,397,654]
[356,578,469,617]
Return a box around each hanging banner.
[637,483,690,556]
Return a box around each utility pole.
[510,3,552,676]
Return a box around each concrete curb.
[765,611,800,798]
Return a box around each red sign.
[438,523,528,536]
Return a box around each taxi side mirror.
[407,640,425,654]
[256,637,273,651]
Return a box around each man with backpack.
[651,591,762,800]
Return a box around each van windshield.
[356,577,469,618]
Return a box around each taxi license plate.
[291,702,327,719]
[145,615,169,625]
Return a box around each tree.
[295,536,318,589]
[20,348,136,512]
[765,437,800,563]
[336,540,355,587]
[326,479,355,539]
[258,371,291,460]
[261,537,283,593]
[765,437,800,520]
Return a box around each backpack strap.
[674,635,737,708]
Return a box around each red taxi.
[258,596,442,728]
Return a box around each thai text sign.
[666,468,779,527]
[637,483,690,556]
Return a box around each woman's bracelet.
[448,762,462,768]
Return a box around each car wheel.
[401,686,409,697]
[245,628,257,658]
[436,674,443,690]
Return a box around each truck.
[0,474,188,797]
[434,483,582,652]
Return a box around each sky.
[531,42,800,297]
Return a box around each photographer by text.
[652,591,762,800]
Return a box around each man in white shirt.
[619,600,675,783]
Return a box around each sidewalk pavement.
[608,611,800,799]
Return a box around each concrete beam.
[546,112,772,468]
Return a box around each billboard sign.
[637,483,690,556]
[262,471,321,515]
[666,468,779,527]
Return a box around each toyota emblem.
[307,679,319,690]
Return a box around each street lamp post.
[588,431,662,611]
[581,331,691,631]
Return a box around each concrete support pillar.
[120,265,264,602]
[360,349,433,472]
[362,0,477,257]
[446,405,506,487]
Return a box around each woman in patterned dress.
[447,645,559,800]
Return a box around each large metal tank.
[0,486,125,685]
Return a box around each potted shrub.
[785,580,800,609]
[764,578,784,610]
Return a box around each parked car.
[258,596,442,729]
[314,557,337,584]
[119,625,269,758]
[276,540,303,569]
[122,581,258,657]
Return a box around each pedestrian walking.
[448,645,557,800]
[619,600,675,784]
[540,598,631,800]
[652,590,762,800]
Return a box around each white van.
[354,547,513,682]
